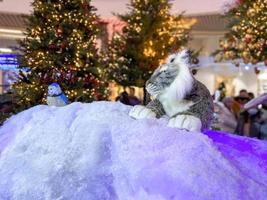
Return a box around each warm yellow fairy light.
[144,47,156,57]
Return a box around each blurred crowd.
[115,87,141,106]
[0,92,14,125]
[213,89,267,140]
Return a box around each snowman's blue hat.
[49,83,60,88]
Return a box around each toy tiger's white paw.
[129,105,156,119]
[168,115,202,132]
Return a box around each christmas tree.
[13,0,108,111]
[214,0,267,70]
[105,0,194,87]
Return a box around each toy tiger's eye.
[170,58,175,63]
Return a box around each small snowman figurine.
[47,83,68,107]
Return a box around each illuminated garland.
[13,0,109,110]
[214,0,267,73]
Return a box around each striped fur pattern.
[129,50,214,131]
[145,50,214,131]
[146,50,193,101]
[146,63,179,98]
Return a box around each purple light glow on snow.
[206,130,267,160]
[205,129,267,174]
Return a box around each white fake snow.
[0,101,267,200]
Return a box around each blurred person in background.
[128,87,141,106]
[0,92,14,126]
[248,92,255,100]
[243,93,267,139]
[235,89,250,108]
[116,91,131,105]
[213,97,237,133]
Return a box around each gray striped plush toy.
[129,50,214,132]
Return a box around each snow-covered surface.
[0,101,267,200]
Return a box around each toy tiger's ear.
[179,49,190,62]
[179,49,189,56]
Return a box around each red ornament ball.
[48,43,56,49]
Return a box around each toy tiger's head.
[146,50,193,101]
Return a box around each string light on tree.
[106,0,195,87]
[12,0,108,111]
[214,0,267,74]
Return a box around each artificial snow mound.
[0,101,267,200]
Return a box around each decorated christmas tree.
[105,0,195,87]
[214,0,267,72]
[13,0,108,111]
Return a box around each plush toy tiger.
[129,50,214,132]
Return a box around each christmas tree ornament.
[56,27,63,38]
[245,34,253,43]
[48,42,56,49]
[238,42,245,50]
[60,41,66,49]
[47,83,68,106]
[82,2,90,10]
